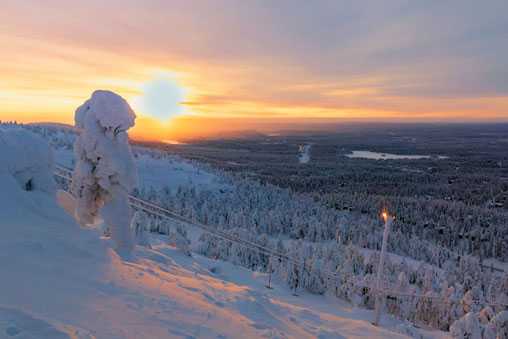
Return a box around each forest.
[12,121,508,334]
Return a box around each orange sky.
[1,1,507,141]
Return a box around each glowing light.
[382,211,389,222]
[162,139,185,145]
[134,74,186,122]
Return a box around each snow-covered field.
[0,125,452,338]
[345,150,448,160]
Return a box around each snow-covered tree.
[489,311,508,339]
[131,211,151,248]
[451,309,508,339]
[450,312,482,339]
[71,90,138,255]
[0,128,55,194]
[395,272,413,320]
[168,224,191,256]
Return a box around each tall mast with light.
[373,210,394,326]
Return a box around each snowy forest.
[4,1,508,337]
[3,121,508,338]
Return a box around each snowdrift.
[0,128,55,194]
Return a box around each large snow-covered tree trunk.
[71,90,138,255]
[102,185,134,254]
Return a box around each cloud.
[1,0,508,122]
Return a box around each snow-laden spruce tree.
[451,309,508,339]
[168,224,191,256]
[450,312,482,339]
[130,211,151,248]
[71,90,138,255]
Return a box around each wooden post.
[373,211,394,326]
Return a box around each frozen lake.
[346,150,448,160]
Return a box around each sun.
[133,74,186,122]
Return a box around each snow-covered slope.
[0,179,429,338]
[0,130,450,338]
[53,146,227,194]
[135,152,226,192]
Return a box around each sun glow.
[132,74,187,123]
[1,0,508,144]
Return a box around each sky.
[1,0,507,140]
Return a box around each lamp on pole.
[373,210,394,326]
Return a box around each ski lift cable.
[54,165,364,284]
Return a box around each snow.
[0,188,422,338]
[53,147,226,194]
[482,258,508,273]
[73,91,137,196]
[0,307,94,339]
[345,150,448,160]
[0,128,55,193]
[298,144,311,164]
[360,248,443,275]
[135,152,226,192]
[75,90,135,132]
[71,90,138,253]
[0,129,451,338]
